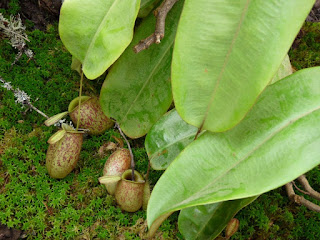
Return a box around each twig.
[133,34,156,53]
[0,76,49,119]
[194,127,202,140]
[76,71,84,131]
[115,122,135,181]
[145,160,151,181]
[285,182,320,212]
[133,0,179,53]
[297,175,320,201]
[291,180,310,196]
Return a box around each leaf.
[178,197,257,240]
[59,0,141,79]
[147,212,173,238]
[71,56,81,75]
[138,0,161,18]
[145,109,198,170]
[270,54,293,84]
[100,0,184,138]
[47,129,66,145]
[98,175,121,184]
[145,55,293,170]
[172,0,314,132]
[44,111,68,127]
[147,67,320,227]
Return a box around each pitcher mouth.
[122,170,145,183]
[68,96,91,113]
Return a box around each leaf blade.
[147,67,320,227]
[178,197,257,240]
[145,109,198,170]
[59,0,140,79]
[100,0,184,138]
[172,0,314,132]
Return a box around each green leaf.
[172,0,314,132]
[98,175,121,184]
[138,0,161,18]
[178,197,257,240]
[145,109,198,170]
[270,54,293,84]
[44,111,68,127]
[71,56,82,75]
[145,55,293,170]
[59,0,141,79]
[47,129,66,145]
[100,0,184,138]
[147,67,320,227]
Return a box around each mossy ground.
[0,5,320,240]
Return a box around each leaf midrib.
[83,0,121,66]
[119,41,174,125]
[181,106,320,206]
[192,204,221,239]
[149,132,197,160]
[199,0,251,130]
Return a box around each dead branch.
[297,175,320,201]
[285,181,320,212]
[133,0,179,53]
[114,122,135,181]
[0,76,49,119]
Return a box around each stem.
[27,102,49,119]
[285,182,320,212]
[297,175,320,201]
[76,71,84,131]
[115,123,135,181]
[134,0,179,53]
[0,25,30,42]
[145,160,151,182]
[0,76,49,119]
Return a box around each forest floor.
[1,1,320,240]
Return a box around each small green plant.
[1,0,320,239]
[57,0,320,238]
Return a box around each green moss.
[289,22,320,70]
[0,24,177,239]
[1,11,320,240]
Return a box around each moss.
[289,22,320,70]
[0,23,177,239]
[1,9,320,240]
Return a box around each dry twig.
[134,0,179,53]
[297,175,320,201]
[0,76,49,119]
[0,13,34,65]
[114,122,135,181]
[285,176,320,212]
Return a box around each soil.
[0,0,61,30]
[1,0,320,31]
[0,224,22,240]
[307,7,320,22]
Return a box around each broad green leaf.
[147,67,320,227]
[138,0,161,18]
[178,197,257,240]
[270,54,293,85]
[145,55,293,170]
[172,0,314,132]
[59,0,140,79]
[100,0,184,139]
[145,109,198,170]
